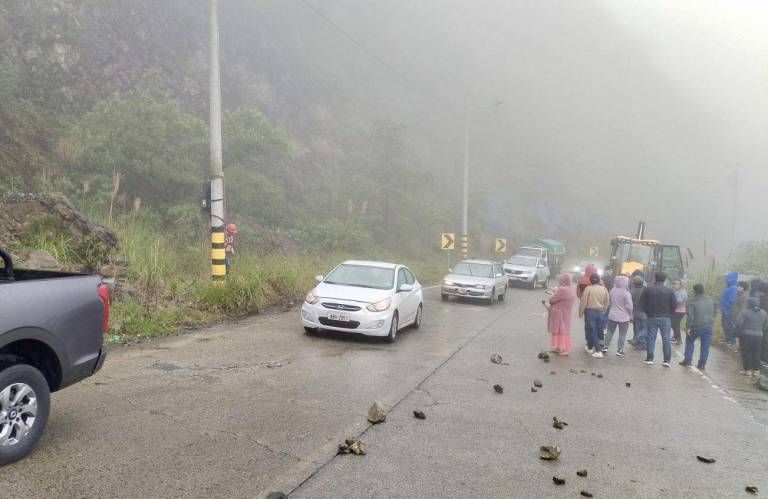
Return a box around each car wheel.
[499,286,506,301]
[412,304,423,329]
[530,278,538,290]
[0,363,51,466]
[303,326,318,335]
[489,288,497,305]
[386,312,399,343]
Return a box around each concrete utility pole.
[209,0,226,282]
[461,119,469,258]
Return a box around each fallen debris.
[538,351,550,361]
[265,493,287,499]
[580,491,594,498]
[367,401,387,424]
[550,370,556,375]
[539,445,561,461]
[493,384,504,394]
[552,417,568,430]
[338,438,367,455]
[266,362,283,368]
[413,410,426,420]
[580,369,587,373]
[533,379,543,388]
[746,485,758,494]
[552,476,566,485]
[696,455,716,464]
[591,372,596,376]
[569,369,578,374]
[531,387,538,393]
[576,469,588,477]
[490,353,503,364]
[625,382,631,388]
[597,373,604,379]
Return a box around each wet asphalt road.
[1,285,766,498]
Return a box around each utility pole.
[461,119,469,258]
[208,0,226,282]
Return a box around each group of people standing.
[543,264,767,378]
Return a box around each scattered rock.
[493,384,504,394]
[625,382,631,388]
[569,369,578,374]
[580,491,594,498]
[580,369,587,373]
[696,455,716,464]
[597,374,604,379]
[349,439,367,455]
[538,351,550,360]
[413,410,426,420]
[539,445,561,461]
[591,372,596,376]
[24,250,64,271]
[550,370,556,375]
[265,493,287,499]
[266,362,283,368]
[531,387,538,393]
[491,353,503,364]
[337,444,350,455]
[552,476,566,485]
[552,417,568,430]
[577,469,588,477]
[533,379,543,388]
[367,401,387,424]
[746,486,758,494]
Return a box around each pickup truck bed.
[1,248,107,465]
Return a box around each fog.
[256,0,767,259]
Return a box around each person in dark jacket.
[640,272,678,366]
[735,297,768,376]
[680,284,716,369]
[629,274,647,349]
[719,272,739,347]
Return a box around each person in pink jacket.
[604,275,634,355]
[545,274,577,355]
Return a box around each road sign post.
[495,238,507,253]
[589,246,599,258]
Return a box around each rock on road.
[1,286,766,498]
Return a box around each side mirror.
[537,264,545,268]
[398,283,414,293]
[314,275,324,283]
[495,273,503,278]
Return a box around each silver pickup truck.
[0,247,108,465]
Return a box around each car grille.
[505,269,525,275]
[321,303,362,311]
[319,318,360,329]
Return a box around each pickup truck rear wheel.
[0,364,50,466]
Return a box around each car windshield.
[323,264,395,290]
[517,248,541,258]
[507,257,536,267]
[452,262,493,277]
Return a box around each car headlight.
[443,280,454,286]
[366,298,391,312]
[305,291,319,305]
[573,266,582,272]
[475,284,489,290]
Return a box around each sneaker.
[662,362,670,367]
[679,361,691,367]
[644,360,654,365]
[697,364,706,370]
[752,370,761,376]
[616,350,624,356]
[592,352,604,359]
[585,346,594,354]
[601,348,608,353]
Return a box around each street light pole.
[461,119,469,258]
[209,0,226,282]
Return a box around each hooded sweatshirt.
[735,297,768,337]
[577,265,602,298]
[720,272,739,317]
[607,275,633,323]
[674,281,688,314]
[630,275,647,320]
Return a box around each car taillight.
[98,283,110,334]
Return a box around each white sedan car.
[301,260,423,342]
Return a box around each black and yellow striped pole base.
[461,234,468,258]
[211,225,226,282]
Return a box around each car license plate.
[458,288,468,295]
[327,311,350,322]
